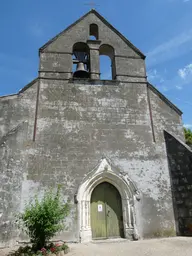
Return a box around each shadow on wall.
[164,131,192,236]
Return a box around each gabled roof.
[18,78,38,94]
[148,83,182,115]
[0,78,38,99]
[39,9,145,59]
[164,130,192,152]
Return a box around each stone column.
[80,200,92,243]
[122,199,134,240]
[87,40,101,80]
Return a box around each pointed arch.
[76,158,139,242]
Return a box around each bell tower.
[39,9,146,83]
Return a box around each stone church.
[1,10,192,247]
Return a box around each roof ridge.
[39,10,93,52]
[164,130,192,152]
[39,9,145,58]
[18,78,38,94]
[147,83,182,115]
[91,9,145,58]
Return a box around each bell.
[73,62,89,79]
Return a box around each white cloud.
[147,69,158,80]
[147,62,192,92]
[147,69,168,91]
[178,69,187,79]
[175,97,192,106]
[176,85,183,90]
[166,74,192,91]
[178,63,192,79]
[147,29,192,67]
[184,124,192,128]
[147,69,166,82]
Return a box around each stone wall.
[0,77,184,246]
[40,11,146,83]
[165,131,192,236]
[0,81,38,247]
[0,10,185,246]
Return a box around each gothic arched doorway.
[91,182,124,239]
[77,158,139,242]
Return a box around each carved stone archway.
[77,158,139,242]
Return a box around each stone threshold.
[91,238,129,244]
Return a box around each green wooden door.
[91,182,107,239]
[91,182,124,239]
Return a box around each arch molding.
[77,157,139,242]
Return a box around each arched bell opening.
[99,44,116,80]
[89,24,99,40]
[91,182,124,239]
[72,42,90,79]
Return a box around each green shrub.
[16,185,70,250]
[184,127,192,146]
[8,243,69,256]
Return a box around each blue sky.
[0,0,191,128]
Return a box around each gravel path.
[1,237,192,256]
[68,237,192,256]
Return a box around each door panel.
[105,183,123,238]
[91,183,107,239]
[91,182,124,239]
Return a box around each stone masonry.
[0,10,188,247]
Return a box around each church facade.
[0,10,188,246]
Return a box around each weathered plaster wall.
[23,78,182,240]
[0,79,185,247]
[149,87,184,143]
[0,81,38,140]
[0,77,184,246]
[0,82,38,247]
[165,131,192,236]
[0,95,19,139]
[0,11,185,246]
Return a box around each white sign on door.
[98,204,103,212]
